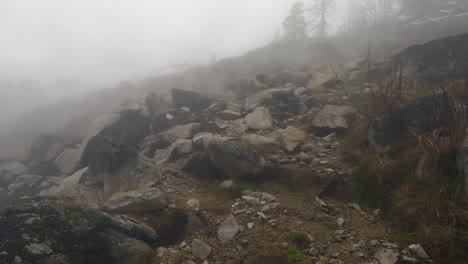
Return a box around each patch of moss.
[233,179,257,190]
[285,244,306,263]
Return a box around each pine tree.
[283,1,308,41]
[309,0,336,38]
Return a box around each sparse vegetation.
[285,244,306,263]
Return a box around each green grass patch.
[285,244,306,263]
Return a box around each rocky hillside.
[1,32,467,263]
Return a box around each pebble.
[337,218,345,228]
[247,222,254,229]
[257,212,267,219]
[309,247,319,257]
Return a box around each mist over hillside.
[0,1,468,263]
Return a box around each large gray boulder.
[154,139,193,165]
[312,105,357,131]
[269,126,306,152]
[245,107,272,130]
[204,135,266,179]
[54,148,82,174]
[102,188,167,213]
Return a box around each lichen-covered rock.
[204,135,266,179]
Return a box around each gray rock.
[0,161,29,178]
[54,148,82,174]
[309,247,319,257]
[337,218,345,227]
[154,139,193,164]
[102,188,167,213]
[245,88,294,110]
[204,135,266,179]
[186,199,200,208]
[269,126,306,152]
[37,167,89,199]
[25,243,53,255]
[245,107,272,130]
[106,229,152,264]
[160,123,201,145]
[374,248,399,264]
[407,244,430,260]
[218,110,242,121]
[312,105,357,131]
[218,215,239,243]
[219,180,235,189]
[15,175,43,185]
[226,103,242,113]
[226,119,248,136]
[191,239,211,260]
[294,87,307,97]
[241,134,281,153]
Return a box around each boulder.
[204,135,266,179]
[245,107,273,130]
[241,134,281,153]
[102,187,167,213]
[159,123,201,145]
[269,126,306,152]
[374,248,399,264]
[217,215,239,243]
[312,105,357,132]
[244,88,294,110]
[218,110,242,121]
[226,103,242,113]
[54,148,82,174]
[172,88,224,112]
[154,139,193,165]
[38,167,90,199]
[191,239,211,260]
[106,229,152,264]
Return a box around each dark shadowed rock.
[172,88,224,112]
[368,93,451,151]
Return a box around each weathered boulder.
[159,123,201,146]
[244,87,294,110]
[374,248,399,264]
[38,167,90,200]
[191,239,211,260]
[241,134,281,153]
[245,107,273,130]
[269,126,306,152]
[217,215,239,243]
[105,229,152,264]
[172,88,224,112]
[54,148,82,174]
[312,105,357,133]
[102,187,167,213]
[204,135,266,179]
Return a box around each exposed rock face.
[102,188,167,213]
[0,205,154,264]
[245,107,273,130]
[217,215,239,243]
[204,136,266,179]
[172,88,224,111]
[312,105,357,133]
[269,126,306,152]
[54,148,82,174]
[397,33,468,85]
[368,93,451,151]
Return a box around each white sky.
[0,0,348,84]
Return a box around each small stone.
[166,113,174,120]
[220,180,235,189]
[186,199,200,208]
[257,212,267,219]
[370,239,380,247]
[191,239,211,260]
[337,218,345,228]
[247,222,254,229]
[309,247,319,257]
[335,230,345,235]
[217,215,239,243]
[408,244,430,260]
